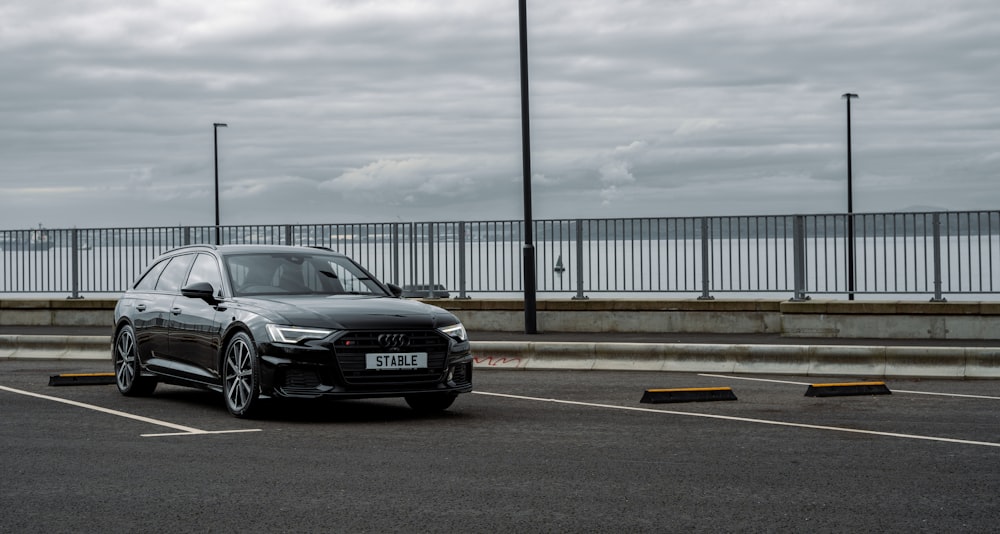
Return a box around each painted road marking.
[0,385,261,437]
[139,430,262,437]
[473,391,1000,448]
[698,373,1000,400]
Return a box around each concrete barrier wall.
[436,298,1000,340]
[0,299,117,327]
[2,297,1000,340]
[469,341,1000,378]
[778,300,1000,339]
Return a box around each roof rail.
[162,243,217,254]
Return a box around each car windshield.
[224,252,388,297]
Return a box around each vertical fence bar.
[847,213,855,300]
[573,219,587,299]
[408,222,416,291]
[861,215,870,294]
[792,215,808,300]
[699,217,713,300]
[69,229,81,299]
[457,222,468,299]
[390,222,399,287]
[931,212,945,301]
[425,223,435,298]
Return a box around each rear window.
[134,259,168,291]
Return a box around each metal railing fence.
[1,210,997,301]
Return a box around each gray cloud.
[0,0,997,229]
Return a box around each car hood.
[235,295,459,330]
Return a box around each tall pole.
[842,94,858,301]
[518,0,537,333]
[213,122,228,245]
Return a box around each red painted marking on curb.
[473,355,524,367]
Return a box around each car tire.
[404,393,458,413]
[113,325,157,397]
[223,332,262,418]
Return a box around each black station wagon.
[112,244,472,417]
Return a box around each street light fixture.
[842,93,858,300]
[213,122,228,245]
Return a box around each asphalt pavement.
[2,362,998,532]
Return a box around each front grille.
[333,330,450,385]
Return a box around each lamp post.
[213,122,228,245]
[518,0,537,333]
[842,93,858,300]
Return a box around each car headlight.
[438,322,468,343]
[266,324,336,344]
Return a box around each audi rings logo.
[378,333,411,351]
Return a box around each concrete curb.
[2,336,998,378]
[469,341,1000,378]
[0,335,111,362]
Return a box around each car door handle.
[135,304,146,312]
[171,307,182,315]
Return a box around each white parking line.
[698,373,1000,400]
[473,391,1000,448]
[0,385,261,437]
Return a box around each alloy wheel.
[223,333,260,417]
[114,325,156,396]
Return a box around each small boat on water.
[0,227,54,251]
[554,255,566,274]
[27,229,53,250]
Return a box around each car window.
[225,252,387,297]
[133,259,169,291]
[155,254,196,293]
[317,259,379,294]
[186,253,224,294]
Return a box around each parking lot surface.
[2,360,999,532]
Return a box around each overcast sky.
[1,0,997,230]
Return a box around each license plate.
[365,352,428,370]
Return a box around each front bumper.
[255,331,473,400]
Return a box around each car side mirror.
[181,281,219,303]
[386,283,404,298]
